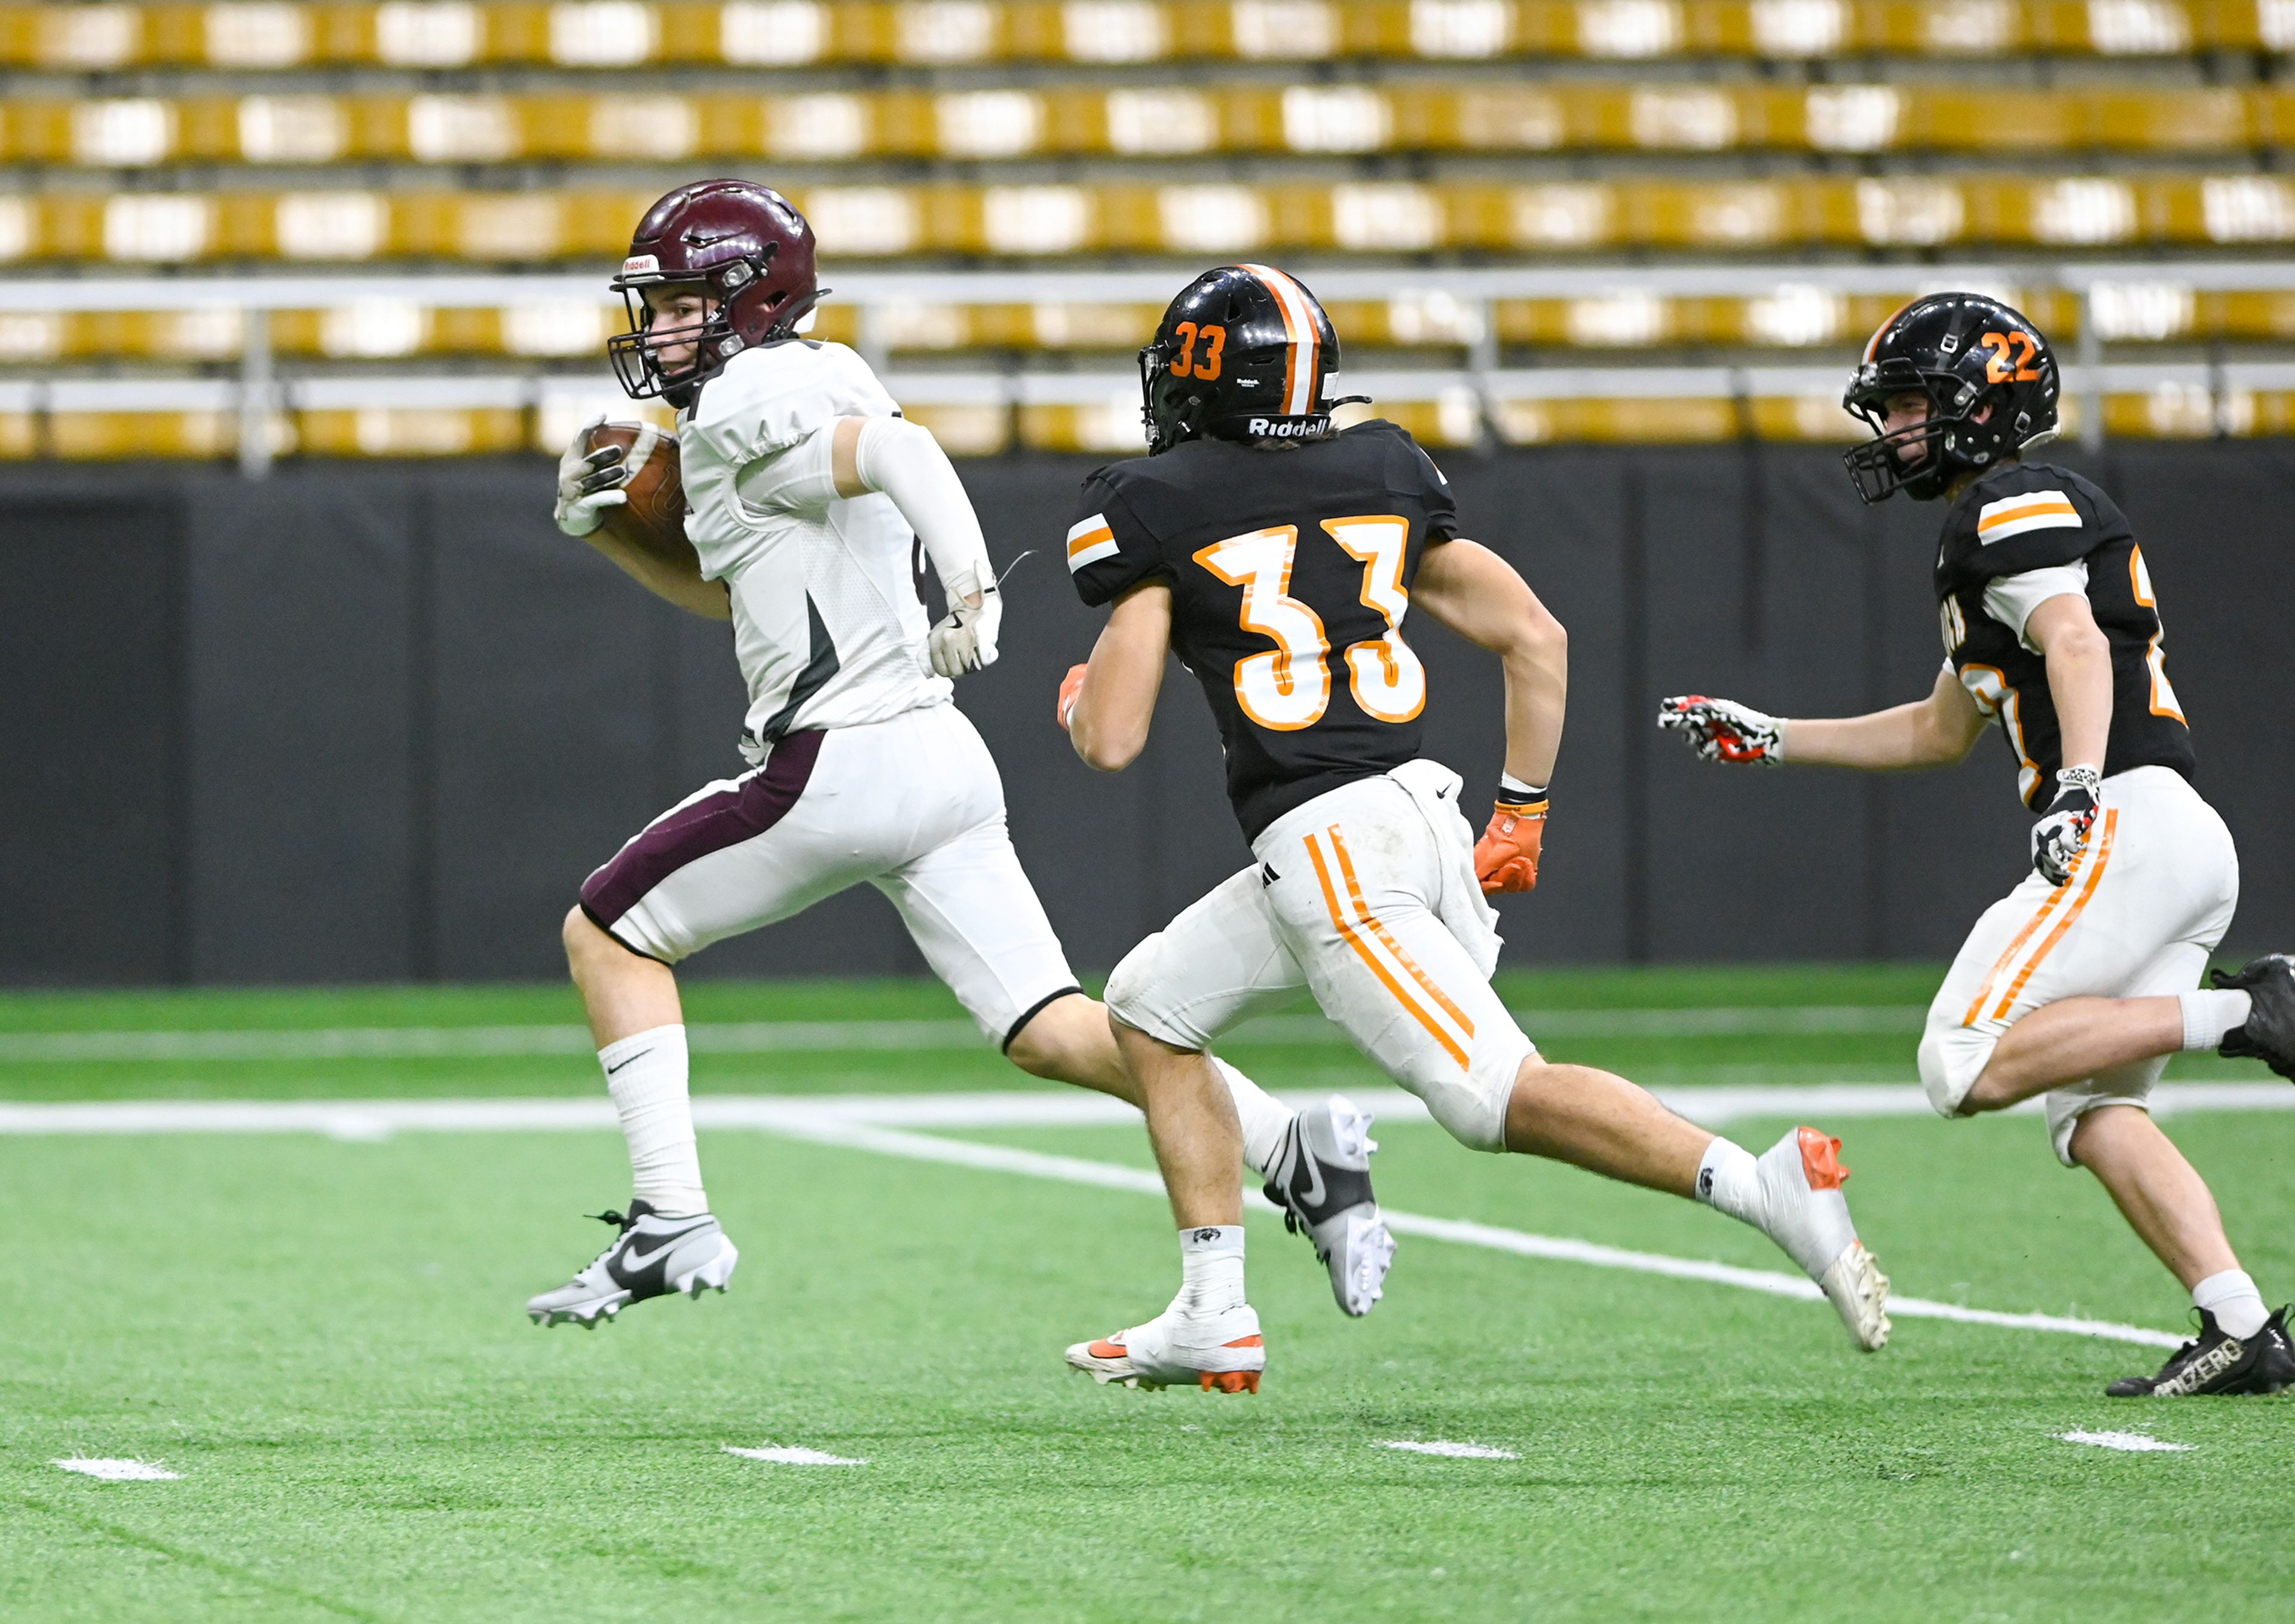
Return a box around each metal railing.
[8,261,2295,473]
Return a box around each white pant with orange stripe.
[1919,766,2239,1165]
[1106,760,1537,1151]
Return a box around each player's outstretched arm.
[833,415,1001,678]
[1660,666,1985,771]
[1412,538,1566,892]
[1061,583,1172,772]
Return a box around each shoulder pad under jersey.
[1066,457,1170,608]
[1941,461,2109,584]
[684,341,898,469]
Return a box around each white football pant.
[1919,765,2239,1164]
[581,702,1079,1046]
[1108,760,1536,1151]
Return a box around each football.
[580,420,693,566]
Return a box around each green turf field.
[3,968,2290,1623]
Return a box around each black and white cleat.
[1261,1094,1396,1318]
[2107,1307,2295,1398]
[526,1200,739,1328]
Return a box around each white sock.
[1176,1224,1246,1314]
[599,1024,706,1216]
[2179,988,2252,1051]
[1694,1137,1761,1226]
[1213,1058,1294,1178]
[2193,1268,2270,1340]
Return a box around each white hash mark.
[723,1444,867,1466]
[1379,1440,1519,1460]
[2059,1430,2192,1452]
[52,1458,181,1481]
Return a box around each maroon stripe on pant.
[580,729,826,929]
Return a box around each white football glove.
[2030,766,2101,888]
[1656,695,1788,766]
[926,581,1002,679]
[553,412,630,538]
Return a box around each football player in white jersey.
[525,181,1393,1330]
[1660,294,2295,1397]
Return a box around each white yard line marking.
[1379,1440,1519,1459]
[51,1458,180,1481]
[2059,1430,2192,1452]
[754,1115,2190,1351]
[723,1444,866,1466]
[0,1090,2228,1350]
[1,1082,2285,1140]
[0,1005,1929,1063]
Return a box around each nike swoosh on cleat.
[617,1224,714,1272]
[1293,1151,1327,1212]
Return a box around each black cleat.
[2213,955,2295,1081]
[2106,1307,2295,1397]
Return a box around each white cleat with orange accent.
[1064,1302,1266,1393]
[1754,1126,1892,1352]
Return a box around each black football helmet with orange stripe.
[1141,264,1355,455]
[1842,292,2060,503]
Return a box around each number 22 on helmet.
[1840,292,2061,504]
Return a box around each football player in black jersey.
[1053,264,1891,1394]
[1660,293,2295,1397]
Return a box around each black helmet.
[1841,292,2061,503]
[1140,264,1355,455]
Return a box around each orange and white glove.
[1474,779,1548,894]
[1056,663,1088,732]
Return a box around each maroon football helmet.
[607,179,826,405]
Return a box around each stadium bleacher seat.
[7,0,2294,459]
[4,2,2288,69]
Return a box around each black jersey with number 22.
[1067,420,1459,842]
[1935,460,2196,810]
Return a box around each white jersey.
[679,341,950,763]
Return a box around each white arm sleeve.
[853,415,994,601]
[1982,562,2090,655]
[732,423,840,515]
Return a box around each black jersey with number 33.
[1935,460,2196,810]
[1067,419,1459,842]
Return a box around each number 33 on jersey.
[1067,418,1460,842]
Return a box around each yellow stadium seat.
[13,177,2295,264]
[0,2,2276,70]
[7,84,2290,166]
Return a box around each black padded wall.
[0,442,2284,984]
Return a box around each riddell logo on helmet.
[1247,417,1331,438]
[621,254,659,275]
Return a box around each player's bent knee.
[562,904,608,967]
[1104,934,1210,1053]
[1102,935,1158,1021]
[1918,1023,1991,1120]
[1413,1036,1533,1154]
[1003,993,1096,1079]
